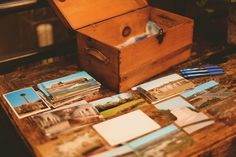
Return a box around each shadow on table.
[0,107,33,157]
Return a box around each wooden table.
[0,49,236,157]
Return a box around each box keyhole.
[122,26,131,37]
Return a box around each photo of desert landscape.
[4,87,50,118]
[90,93,150,119]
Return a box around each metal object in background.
[0,0,37,10]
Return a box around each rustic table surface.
[0,49,236,157]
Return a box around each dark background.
[0,0,233,157]
[0,0,230,73]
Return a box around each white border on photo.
[3,87,51,119]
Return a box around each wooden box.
[50,0,194,92]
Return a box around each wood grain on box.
[49,0,194,92]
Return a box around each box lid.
[51,0,148,30]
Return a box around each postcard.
[91,145,133,157]
[37,71,101,102]
[155,96,196,111]
[129,124,194,157]
[38,89,103,108]
[37,128,108,157]
[93,110,160,146]
[181,81,218,98]
[90,92,150,119]
[37,90,83,108]
[132,74,195,104]
[155,97,214,134]
[172,107,214,134]
[207,95,236,126]
[139,104,177,127]
[182,81,235,109]
[32,100,101,137]
[3,87,50,119]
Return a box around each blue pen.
[180,66,221,72]
[181,69,224,75]
[183,71,225,78]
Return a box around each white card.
[93,110,160,146]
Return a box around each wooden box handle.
[85,48,109,64]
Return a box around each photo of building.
[4,87,50,118]
[32,100,101,137]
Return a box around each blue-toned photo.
[4,87,50,118]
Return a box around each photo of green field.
[91,93,150,119]
[100,98,148,118]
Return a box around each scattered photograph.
[207,95,236,126]
[183,82,235,109]
[93,110,160,146]
[139,105,177,127]
[155,97,214,134]
[132,74,195,104]
[3,87,50,119]
[37,128,108,157]
[181,81,218,98]
[155,96,196,111]
[91,108,177,157]
[91,145,133,157]
[37,71,101,102]
[172,107,214,134]
[32,100,101,137]
[130,124,194,157]
[90,92,150,119]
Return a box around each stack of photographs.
[37,71,101,108]
[132,74,195,104]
